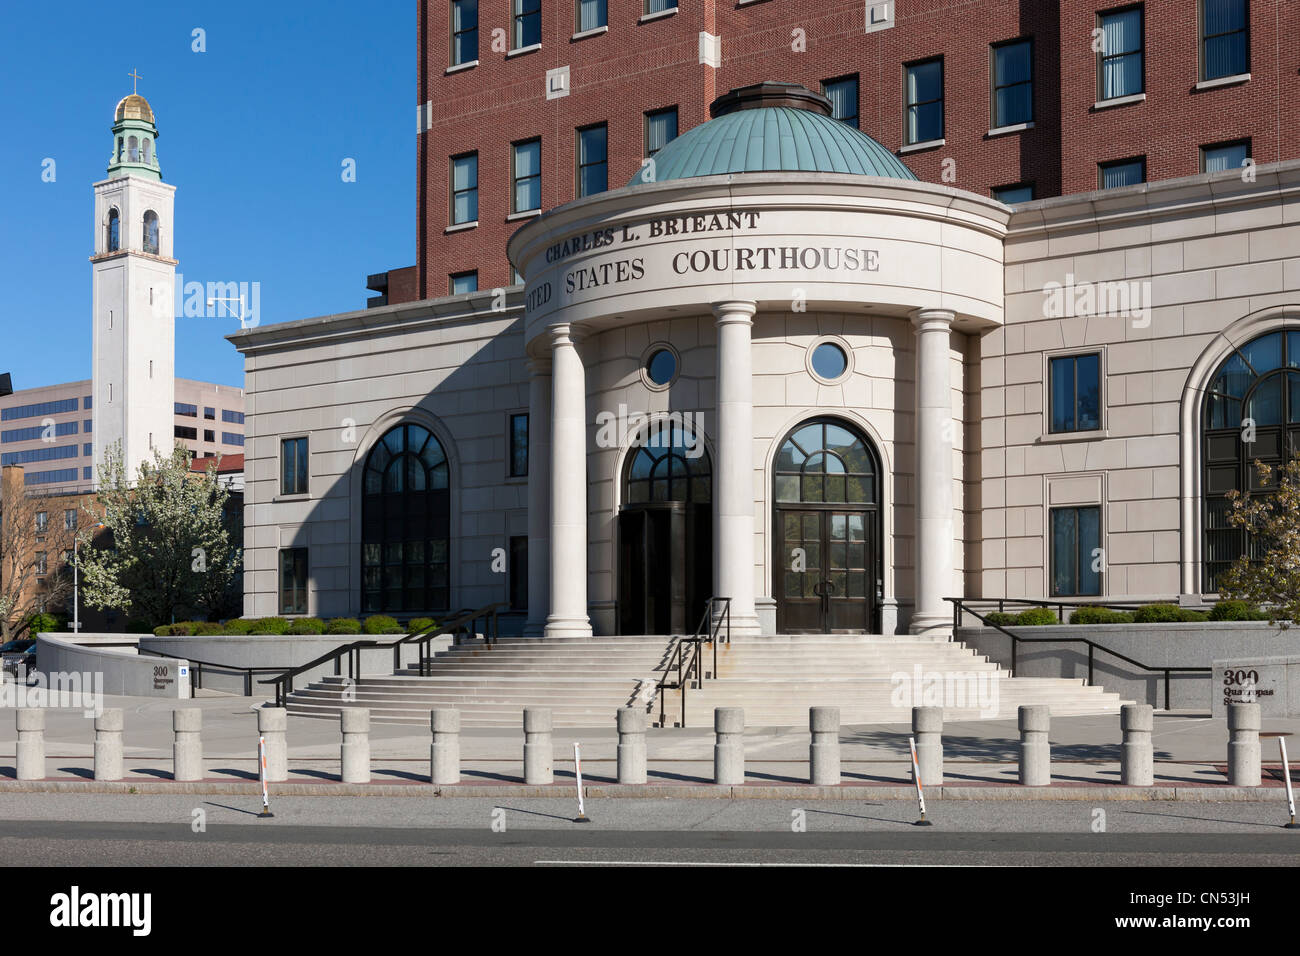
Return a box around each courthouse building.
[231,80,1300,636]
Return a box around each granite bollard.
[523,707,553,784]
[1018,705,1050,786]
[94,707,124,781]
[1227,702,1261,787]
[617,707,648,784]
[809,706,840,785]
[172,708,203,782]
[713,707,745,785]
[1120,703,1153,786]
[341,707,370,784]
[430,708,460,785]
[912,706,944,786]
[16,708,44,781]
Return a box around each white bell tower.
[91,78,177,486]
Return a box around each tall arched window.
[142,138,152,164]
[127,136,139,162]
[774,419,877,504]
[1202,328,1300,590]
[361,423,451,613]
[143,211,160,255]
[107,209,120,252]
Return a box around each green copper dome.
[630,83,916,187]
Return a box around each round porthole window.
[645,347,678,387]
[810,342,848,381]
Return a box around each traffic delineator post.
[1280,738,1298,829]
[573,741,590,824]
[258,734,274,819]
[909,736,932,827]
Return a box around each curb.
[0,779,1287,800]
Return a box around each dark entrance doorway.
[773,418,882,633]
[617,419,712,635]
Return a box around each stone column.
[712,300,761,636]
[16,708,44,781]
[340,708,370,784]
[523,707,553,784]
[545,325,592,637]
[1227,703,1261,787]
[1120,703,1154,786]
[809,706,841,785]
[172,708,203,782]
[910,308,957,637]
[524,356,552,636]
[430,708,460,785]
[94,708,124,781]
[617,707,648,784]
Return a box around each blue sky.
[0,0,413,391]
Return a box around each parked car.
[0,639,36,678]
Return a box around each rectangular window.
[993,183,1035,203]
[2,422,78,443]
[35,511,47,533]
[509,413,529,477]
[204,406,215,420]
[83,396,92,410]
[281,436,309,495]
[24,469,78,486]
[823,76,860,129]
[1099,156,1145,188]
[644,107,678,157]
[174,402,198,417]
[1098,6,1144,99]
[451,0,478,65]
[992,39,1033,127]
[577,123,608,197]
[34,552,47,576]
[1202,139,1250,172]
[82,467,91,480]
[84,419,92,432]
[513,0,541,49]
[0,445,79,466]
[0,398,79,422]
[508,535,528,611]
[1051,506,1102,596]
[1202,0,1248,81]
[512,139,541,213]
[1049,354,1101,433]
[450,153,478,224]
[646,0,677,12]
[64,509,77,531]
[221,409,244,424]
[279,548,309,615]
[83,443,92,456]
[221,432,245,446]
[450,271,478,294]
[904,59,943,143]
[577,0,606,32]
[203,429,215,443]
[174,425,198,441]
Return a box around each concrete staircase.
[283,632,1126,729]
[661,634,1126,728]
[283,635,673,727]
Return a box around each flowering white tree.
[78,444,241,627]
[1220,455,1300,626]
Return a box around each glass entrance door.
[776,509,874,632]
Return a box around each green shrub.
[407,617,436,634]
[326,617,362,635]
[192,621,225,635]
[363,615,403,635]
[288,617,327,635]
[221,618,256,635]
[26,612,60,635]
[983,612,1017,626]
[1209,600,1269,622]
[1015,607,1060,626]
[154,622,197,636]
[1134,603,1182,623]
[248,617,291,635]
[1068,606,1135,625]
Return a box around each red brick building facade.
[376,0,1299,304]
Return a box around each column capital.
[910,308,956,332]
[711,300,758,324]
[548,322,587,348]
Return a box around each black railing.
[137,648,284,696]
[946,597,1212,711]
[656,597,731,727]
[389,604,506,675]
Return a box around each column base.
[908,612,953,640]
[544,615,592,638]
[713,609,762,638]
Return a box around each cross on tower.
[128,69,142,94]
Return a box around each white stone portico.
[508,172,1008,636]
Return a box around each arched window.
[774,419,877,504]
[116,137,123,161]
[361,423,451,613]
[142,138,152,164]
[143,211,160,255]
[1202,329,1300,590]
[107,209,120,252]
[128,136,139,162]
[624,418,711,503]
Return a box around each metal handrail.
[656,596,731,727]
[388,603,507,675]
[137,647,285,696]
[945,597,1212,710]
[948,595,1153,626]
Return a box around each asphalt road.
[1,795,1297,865]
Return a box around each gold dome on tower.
[115,93,154,124]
